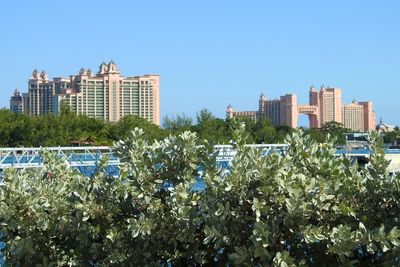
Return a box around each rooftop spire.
[107,60,119,73]
[40,70,48,80]
[31,69,39,79]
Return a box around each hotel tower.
[21,62,160,125]
[227,85,375,132]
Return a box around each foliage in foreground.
[1,126,400,266]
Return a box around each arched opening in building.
[297,113,319,129]
[297,105,319,129]
[297,113,310,128]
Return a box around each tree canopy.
[1,108,392,148]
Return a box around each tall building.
[9,89,23,114]
[228,93,298,126]
[258,94,281,125]
[309,86,342,128]
[28,70,54,115]
[341,101,365,132]
[22,93,30,114]
[280,94,298,128]
[359,101,375,131]
[19,62,160,125]
[227,85,375,132]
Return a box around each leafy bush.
[1,126,400,266]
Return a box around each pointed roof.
[97,62,107,75]
[40,70,48,80]
[107,60,119,74]
[32,69,39,78]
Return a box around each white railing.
[1,145,399,172]
[214,144,288,161]
[0,146,119,170]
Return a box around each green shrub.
[1,125,400,266]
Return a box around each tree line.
[0,108,356,147]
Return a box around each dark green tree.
[107,115,165,142]
[320,121,351,145]
[251,117,277,143]
[162,113,193,131]
[192,108,229,144]
[383,131,398,146]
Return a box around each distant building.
[20,62,160,125]
[279,94,298,128]
[258,94,281,125]
[227,105,257,122]
[227,85,375,132]
[376,118,395,133]
[228,93,296,126]
[341,101,365,132]
[9,89,23,114]
[28,70,54,115]
[308,86,342,128]
[22,93,30,114]
[358,101,375,131]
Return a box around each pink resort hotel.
[10,62,160,125]
[227,86,375,132]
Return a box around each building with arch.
[226,85,375,132]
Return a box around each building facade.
[9,89,24,114]
[16,62,160,125]
[227,85,375,132]
[359,101,375,131]
[28,70,54,115]
[309,86,342,128]
[22,93,30,114]
[258,94,281,125]
[227,105,257,122]
[227,93,298,126]
[341,101,365,132]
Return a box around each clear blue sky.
[0,0,399,126]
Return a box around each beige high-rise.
[24,62,160,125]
[28,70,54,115]
[342,101,365,132]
